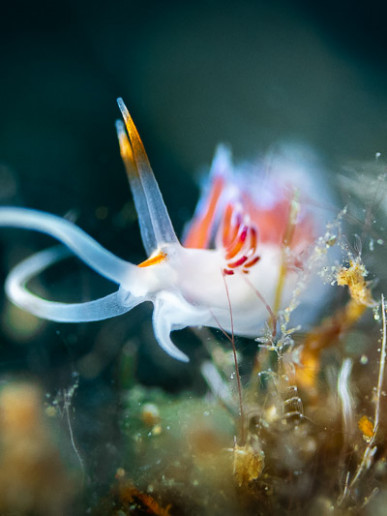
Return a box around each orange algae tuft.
[336,258,375,308]
[358,415,374,439]
[295,256,375,396]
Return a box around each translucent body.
[0,99,332,361]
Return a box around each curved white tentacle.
[5,245,142,322]
[0,207,134,284]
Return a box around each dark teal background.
[1,0,387,224]
[0,0,387,498]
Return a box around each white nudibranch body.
[0,99,333,362]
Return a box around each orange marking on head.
[184,176,225,249]
[138,251,167,268]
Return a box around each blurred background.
[1,0,387,505]
[1,0,387,219]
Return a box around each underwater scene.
[1,1,387,514]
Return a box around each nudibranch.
[0,99,332,362]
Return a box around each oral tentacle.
[5,245,141,322]
[0,207,134,284]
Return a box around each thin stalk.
[222,272,246,444]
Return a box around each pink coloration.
[184,148,318,269]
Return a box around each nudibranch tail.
[116,98,179,255]
[5,246,141,322]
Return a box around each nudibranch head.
[0,99,335,362]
